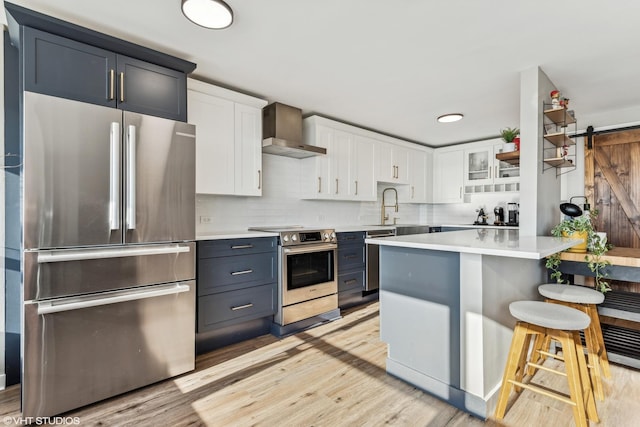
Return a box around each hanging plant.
[547,210,612,293]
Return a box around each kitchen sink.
[394,225,432,235]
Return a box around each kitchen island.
[365,229,579,419]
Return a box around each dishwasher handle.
[36,283,191,315]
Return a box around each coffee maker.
[494,206,505,225]
[508,203,519,225]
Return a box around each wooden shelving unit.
[542,103,576,176]
[495,150,520,166]
[544,131,575,147]
[543,157,575,168]
[543,107,576,126]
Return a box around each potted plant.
[546,210,612,292]
[500,127,520,143]
[500,127,520,152]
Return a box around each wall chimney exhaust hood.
[262,102,326,159]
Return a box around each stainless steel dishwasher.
[365,229,396,291]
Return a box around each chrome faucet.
[381,188,399,225]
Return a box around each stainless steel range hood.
[262,102,326,158]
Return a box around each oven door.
[281,243,337,306]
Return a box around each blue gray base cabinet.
[196,237,277,354]
[337,232,376,308]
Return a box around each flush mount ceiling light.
[437,113,464,123]
[182,0,234,29]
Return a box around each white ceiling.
[5,0,640,147]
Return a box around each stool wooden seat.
[533,283,611,401]
[495,301,598,427]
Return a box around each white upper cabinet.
[301,115,429,202]
[301,121,352,200]
[187,78,267,196]
[350,136,376,201]
[463,138,519,194]
[432,147,464,203]
[399,148,430,203]
[376,142,410,184]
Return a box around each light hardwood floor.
[1,301,638,426]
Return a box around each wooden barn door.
[585,129,640,291]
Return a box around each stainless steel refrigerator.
[20,92,196,417]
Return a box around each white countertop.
[365,229,580,259]
[439,224,519,230]
[196,230,278,241]
[335,225,398,232]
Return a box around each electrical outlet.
[200,216,212,224]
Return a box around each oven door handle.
[282,243,337,255]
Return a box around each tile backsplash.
[196,154,519,234]
[196,154,426,234]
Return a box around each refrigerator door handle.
[36,283,191,315]
[37,244,191,263]
[126,124,137,230]
[109,122,120,230]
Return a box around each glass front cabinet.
[463,139,519,194]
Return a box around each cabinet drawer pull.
[231,303,254,311]
[231,269,253,276]
[119,72,125,102]
[411,186,415,199]
[318,177,322,193]
[355,180,358,195]
[109,69,115,100]
[335,178,339,194]
[258,170,262,190]
[231,244,253,250]
[344,279,358,285]
[489,166,492,179]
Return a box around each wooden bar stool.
[495,301,598,427]
[530,283,611,401]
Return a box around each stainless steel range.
[249,226,338,328]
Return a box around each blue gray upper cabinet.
[6,2,195,122]
[23,28,187,121]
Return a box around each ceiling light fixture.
[182,0,234,29]
[437,113,464,123]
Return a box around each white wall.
[196,154,427,234]
[519,67,562,237]
[1,7,7,389]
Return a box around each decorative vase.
[563,230,588,253]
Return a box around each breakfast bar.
[365,229,579,419]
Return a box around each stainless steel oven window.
[283,246,335,290]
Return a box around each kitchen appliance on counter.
[365,228,396,291]
[494,206,505,225]
[248,226,339,335]
[508,203,520,226]
[18,92,196,418]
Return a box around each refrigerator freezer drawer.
[24,242,195,300]
[22,281,195,418]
